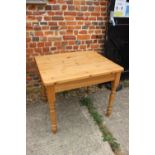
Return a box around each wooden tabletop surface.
[35,51,124,86]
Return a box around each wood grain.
[46,86,57,133]
[35,51,123,86]
[106,72,121,116]
[35,51,124,134]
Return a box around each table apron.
[54,73,116,93]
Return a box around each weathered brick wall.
[26,0,108,89]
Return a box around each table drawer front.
[55,73,115,93]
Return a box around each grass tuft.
[80,96,121,154]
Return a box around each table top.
[35,51,124,86]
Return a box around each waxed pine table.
[35,51,124,134]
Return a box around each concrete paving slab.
[27,94,114,155]
[91,87,129,155]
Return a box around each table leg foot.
[46,86,57,134]
[51,125,57,134]
[106,73,121,117]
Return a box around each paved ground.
[27,93,114,155]
[27,85,128,155]
[92,86,129,155]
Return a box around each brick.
[80,1,85,5]
[89,17,96,20]
[75,40,81,45]
[65,17,74,20]
[47,11,54,15]
[77,12,83,16]
[92,22,98,26]
[94,6,101,12]
[54,41,62,47]
[45,5,52,10]
[80,45,86,49]
[94,2,99,5]
[68,41,75,45]
[66,1,73,4]
[76,17,88,20]
[44,16,52,21]
[35,31,43,36]
[45,31,53,35]
[57,0,64,3]
[37,5,44,10]
[79,30,87,34]
[91,12,100,16]
[75,5,81,11]
[52,5,60,10]
[32,37,39,42]
[74,30,78,35]
[66,46,72,49]
[66,30,73,35]
[55,12,63,15]
[93,40,98,43]
[84,12,90,16]
[97,17,104,20]
[40,37,47,41]
[86,40,92,44]
[38,42,44,47]
[88,6,94,11]
[68,5,75,10]
[74,1,80,5]
[27,48,33,53]
[60,25,67,29]
[43,47,49,52]
[48,37,61,41]
[77,22,83,25]
[101,7,107,12]
[73,46,78,50]
[77,35,90,40]
[40,22,47,25]
[81,6,87,11]
[42,26,49,30]
[49,22,57,26]
[49,0,56,4]
[62,41,68,47]
[50,26,59,30]
[26,37,31,42]
[85,22,91,26]
[64,12,76,16]
[51,47,56,50]
[27,16,36,21]
[82,25,88,29]
[91,44,99,49]
[86,1,93,5]
[100,1,108,6]
[34,48,42,53]
[62,5,67,10]
[63,36,76,40]
[27,5,36,10]
[66,22,76,25]
[29,43,36,48]
[59,22,65,26]
[52,16,64,20]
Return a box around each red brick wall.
[26,0,108,89]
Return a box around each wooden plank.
[35,51,124,86]
[55,73,115,92]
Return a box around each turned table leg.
[106,72,121,116]
[46,86,57,133]
[41,82,47,101]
